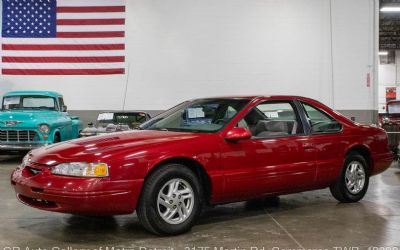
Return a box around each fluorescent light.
[381,7,400,12]
[379,51,389,56]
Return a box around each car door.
[299,101,346,187]
[220,100,317,201]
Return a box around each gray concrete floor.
[1,155,400,250]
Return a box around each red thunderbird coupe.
[11,96,392,235]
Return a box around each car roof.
[4,90,62,98]
[200,95,316,102]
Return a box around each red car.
[11,96,392,235]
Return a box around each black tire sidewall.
[143,164,202,235]
[339,153,369,202]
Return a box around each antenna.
[122,63,131,111]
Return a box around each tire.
[53,133,61,143]
[330,152,369,203]
[136,164,203,235]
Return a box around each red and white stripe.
[1,0,126,75]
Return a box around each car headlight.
[39,124,50,134]
[51,162,109,178]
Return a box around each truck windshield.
[2,95,57,110]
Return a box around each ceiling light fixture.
[381,7,400,12]
[379,51,389,56]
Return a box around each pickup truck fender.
[71,116,83,139]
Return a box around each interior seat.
[254,120,297,137]
[244,109,264,134]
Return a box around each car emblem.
[5,121,22,126]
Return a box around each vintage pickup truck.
[0,91,83,151]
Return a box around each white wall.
[331,0,377,111]
[0,0,378,112]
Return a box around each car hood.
[28,130,212,165]
[0,110,59,128]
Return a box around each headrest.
[255,120,290,134]
[265,121,289,132]
[246,110,261,125]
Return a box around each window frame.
[2,95,58,111]
[58,97,64,112]
[299,101,343,135]
[238,100,307,140]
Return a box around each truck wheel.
[330,152,369,203]
[136,164,203,235]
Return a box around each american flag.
[1,0,126,75]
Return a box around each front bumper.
[0,142,46,150]
[79,132,96,137]
[11,164,144,215]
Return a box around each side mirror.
[225,127,252,142]
[62,105,67,112]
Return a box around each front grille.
[0,130,37,142]
[18,194,57,208]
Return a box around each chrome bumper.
[0,143,46,150]
[79,133,96,137]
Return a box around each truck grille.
[0,130,37,142]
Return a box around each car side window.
[237,101,304,138]
[301,102,342,134]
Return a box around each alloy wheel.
[345,161,366,195]
[157,178,195,225]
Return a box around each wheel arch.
[145,157,212,205]
[51,129,61,142]
[345,144,373,173]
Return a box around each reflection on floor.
[1,155,399,249]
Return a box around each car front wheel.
[330,152,369,203]
[136,164,202,235]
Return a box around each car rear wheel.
[136,164,202,235]
[330,152,369,203]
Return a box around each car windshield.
[2,95,57,110]
[97,112,148,129]
[141,98,250,133]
